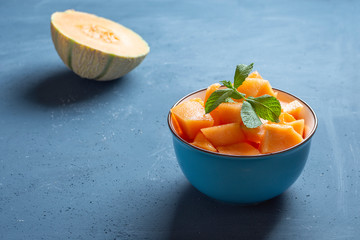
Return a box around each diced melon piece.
[283,100,303,119]
[209,107,221,126]
[191,132,217,152]
[248,71,263,79]
[237,78,276,97]
[217,142,260,155]
[201,123,246,147]
[279,100,287,112]
[171,98,214,141]
[260,124,303,154]
[240,123,265,144]
[204,83,221,104]
[284,119,305,137]
[171,113,184,138]
[212,102,243,125]
[279,112,296,123]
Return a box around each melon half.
[51,10,150,81]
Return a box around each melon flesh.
[237,78,276,97]
[284,119,305,137]
[260,124,303,154]
[283,100,304,119]
[191,132,217,152]
[217,142,260,155]
[171,98,214,141]
[247,71,263,79]
[279,112,296,123]
[51,10,150,81]
[212,102,243,125]
[201,123,246,147]
[204,83,221,104]
[240,123,265,144]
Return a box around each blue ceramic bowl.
[168,88,317,204]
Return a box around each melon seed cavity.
[79,24,120,43]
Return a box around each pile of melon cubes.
[170,71,305,155]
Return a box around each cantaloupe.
[260,124,303,154]
[204,83,221,103]
[247,71,263,79]
[171,114,184,138]
[51,10,150,81]
[283,100,304,119]
[217,142,260,155]
[240,123,265,144]
[284,119,305,137]
[201,123,245,147]
[171,98,214,141]
[279,112,296,123]
[237,78,276,97]
[191,132,217,152]
[211,102,243,125]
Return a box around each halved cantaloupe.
[51,10,150,81]
[217,142,260,155]
[260,124,303,154]
[171,98,214,141]
[237,78,276,97]
[191,132,217,152]
[283,100,304,119]
[201,123,245,147]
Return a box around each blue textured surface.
[1,0,359,239]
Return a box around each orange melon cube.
[191,132,217,152]
[284,119,305,137]
[171,113,184,138]
[171,98,214,141]
[240,123,265,144]
[208,107,221,126]
[204,83,221,104]
[217,142,260,155]
[283,100,303,119]
[279,112,296,123]
[201,123,246,147]
[237,78,276,97]
[260,124,303,154]
[248,71,263,79]
[212,102,243,125]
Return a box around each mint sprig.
[205,63,281,128]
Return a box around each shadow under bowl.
[168,88,318,204]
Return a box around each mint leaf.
[220,80,233,89]
[234,63,254,89]
[241,101,262,128]
[246,95,281,123]
[224,97,235,103]
[205,89,234,114]
[230,90,246,100]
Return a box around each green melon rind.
[50,16,149,81]
[67,39,74,71]
[94,54,114,80]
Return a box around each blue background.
[1,0,359,239]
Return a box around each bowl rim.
[167,87,318,158]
